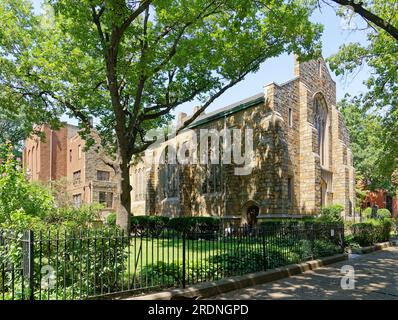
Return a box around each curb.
[124,253,348,300]
[350,240,397,254]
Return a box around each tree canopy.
[338,98,397,193]
[0,0,323,229]
[328,0,398,192]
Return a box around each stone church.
[130,57,355,224]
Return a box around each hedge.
[130,216,221,237]
[350,219,393,246]
[131,216,170,236]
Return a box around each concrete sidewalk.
[208,247,398,300]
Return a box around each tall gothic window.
[313,94,328,166]
[202,137,222,194]
[132,168,146,201]
[159,146,179,198]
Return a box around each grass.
[126,236,263,273]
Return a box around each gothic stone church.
[130,58,355,224]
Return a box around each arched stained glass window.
[313,94,328,166]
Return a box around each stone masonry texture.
[130,57,356,222]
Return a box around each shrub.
[209,250,264,276]
[362,207,391,220]
[319,204,344,222]
[138,259,222,287]
[0,226,128,300]
[168,217,220,233]
[130,216,170,236]
[393,218,398,235]
[351,219,393,246]
[363,207,372,219]
[258,218,315,226]
[313,239,341,257]
[377,208,391,219]
[138,261,182,287]
[168,217,221,240]
[106,212,117,227]
[0,143,55,224]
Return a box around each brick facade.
[23,124,118,218]
[131,58,356,223]
[362,189,398,218]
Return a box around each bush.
[362,207,391,220]
[130,216,170,236]
[0,143,55,224]
[377,208,391,219]
[106,212,117,227]
[0,226,128,300]
[210,250,264,276]
[258,217,317,226]
[168,217,220,232]
[319,204,344,222]
[168,217,221,240]
[351,219,393,246]
[393,218,398,235]
[313,239,342,257]
[363,207,372,219]
[139,259,222,287]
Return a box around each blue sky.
[31,0,369,123]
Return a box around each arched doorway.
[246,205,260,229]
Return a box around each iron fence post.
[182,229,186,289]
[261,227,266,271]
[340,224,345,253]
[23,230,35,301]
[310,225,315,260]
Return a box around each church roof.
[189,92,264,128]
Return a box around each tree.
[0,0,323,230]
[0,142,55,225]
[0,117,25,153]
[328,0,398,192]
[338,98,396,193]
[328,0,398,40]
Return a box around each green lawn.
[125,236,264,274]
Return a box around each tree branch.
[177,54,269,133]
[330,0,398,40]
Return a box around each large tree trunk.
[116,156,132,232]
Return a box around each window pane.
[97,170,110,181]
[288,178,292,204]
[73,194,81,208]
[73,170,81,183]
[99,191,113,208]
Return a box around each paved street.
[210,247,398,300]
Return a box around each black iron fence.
[0,223,344,300]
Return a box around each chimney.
[177,112,187,127]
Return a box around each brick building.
[130,58,356,224]
[23,124,118,217]
[362,190,398,217]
